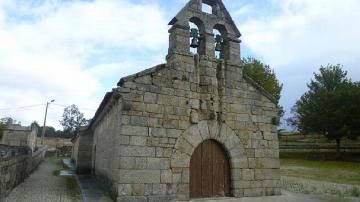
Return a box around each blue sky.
[0,0,359,130]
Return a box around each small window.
[202,3,212,14]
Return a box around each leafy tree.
[241,57,284,119]
[288,64,360,156]
[60,105,88,136]
[37,126,56,137]
[0,122,4,140]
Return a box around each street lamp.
[41,99,55,145]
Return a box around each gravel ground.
[5,158,82,202]
[188,190,360,202]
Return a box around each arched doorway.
[190,139,231,198]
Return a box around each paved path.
[189,191,360,202]
[77,175,113,202]
[5,158,358,202]
[5,158,82,202]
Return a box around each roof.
[243,75,278,104]
[117,64,166,87]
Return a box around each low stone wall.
[0,147,46,201]
[281,176,360,197]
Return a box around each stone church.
[72,0,281,201]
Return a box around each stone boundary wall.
[280,145,360,153]
[0,147,46,201]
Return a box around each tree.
[60,105,88,136]
[0,122,4,140]
[37,126,56,137]
[241,57,284,118]
[288,64,360,156]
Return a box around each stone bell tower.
[166,0,243,124]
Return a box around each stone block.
[231,169,242,180]
[150,128,167,137]
[148,195,176,202]
[242,169,254,180]
[147,158,170,170]
[117,196,147,202]
[161,170,173,183]
[152,184,167,195]
[130,136,147,146]
[130,116,148,127]
[119,135,130,145]
[248,158,256,168]
[119,170,160,183]
[263,180,280,188]
[132,184,145,196]
[163,119,179,129]
[121,126,148,136]
[230,157,248,169]
[233,180,251,189]
[181,168,189,183]
[257,158,280,169]
[131,158,146,169]
[119,146,155,157]
[146,104,164,113]
[119,157,135,169]
[118,184,132,196]
[144,92,158,103]
[244,188,264,197]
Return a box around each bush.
[351,187,360,197]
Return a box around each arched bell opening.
[190,139,231,198]
[189,17,205,55]
[213,24,228,60]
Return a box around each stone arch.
[170,120,247,199]
[189,17,206,55]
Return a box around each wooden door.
[190,140,230,198]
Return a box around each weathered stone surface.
[152,184,167,195]
[256,158,280,168]
[144,92,158,104]
[132,184,145,196]
[130,136,147,146]
[147,158,170,170]
[161,170,173,183]
[119,146,155,157]
[119,170,160,183]
[117,196,147,202]
[118,184,132,196]
[121,126,148,136]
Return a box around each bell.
[215,42,222,51]
[190,37,199,48]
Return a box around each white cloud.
[237,0,360,128]
[0,0,169,129]
[242,0,360,67]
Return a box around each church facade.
[73,0,281,201]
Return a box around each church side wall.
[92,99,122,191]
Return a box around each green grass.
[63,176,81,197]
[53,170,60,176]
[51,158,82,198]
[281,158,360,185]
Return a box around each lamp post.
[41,99,55,145]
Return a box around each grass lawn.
[281,158,360,185]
